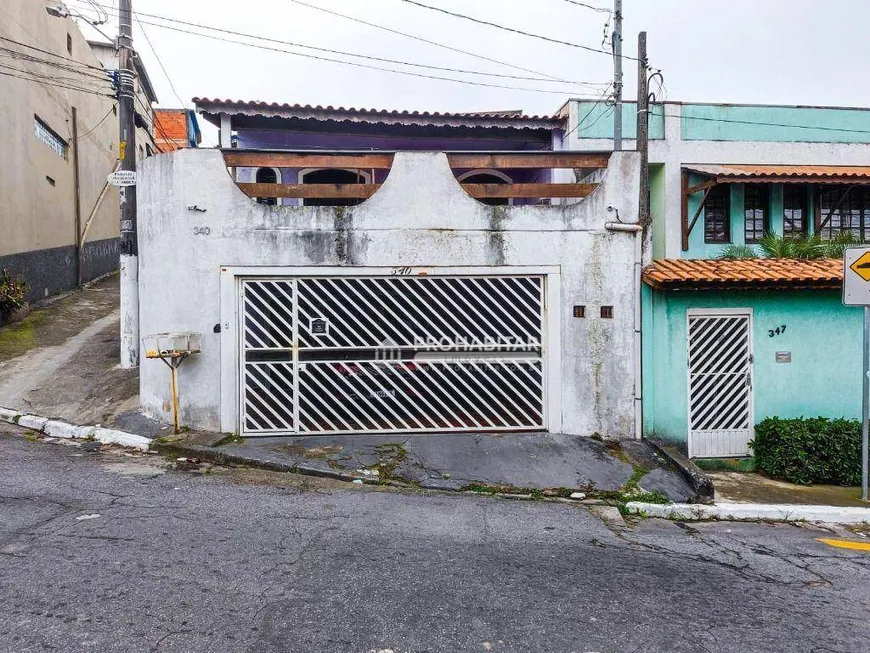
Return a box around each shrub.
[0,269,27,314]
[751,416,862,486]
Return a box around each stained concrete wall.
[0,0,120,300]
[137,149,641,437]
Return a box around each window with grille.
[816,186,870,241]
[743,184,769,244]
[704,185,730,244]
[34,116,67,159]
[783,185,807,238]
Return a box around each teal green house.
[567,101,870,457]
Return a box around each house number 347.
[768,325,787,338]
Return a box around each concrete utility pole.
[636,31,649,226]
[118,0,139,368]
[612,0,623,151]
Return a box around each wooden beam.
[238,182,598,200]
[225,152,395,169]
[686,186,713,242]
[462,183,597,198]
[681,170,689,251]
[686,178,719,195]
[223,151,612,170]
[238,183,379,199]
[446,152,611,169]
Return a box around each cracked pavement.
[1,423,869,653]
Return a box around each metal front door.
[687,310,753,458]
[240,275,546,435]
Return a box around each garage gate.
[239,274,548,435]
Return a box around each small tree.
[0,269,27,315]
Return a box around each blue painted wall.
[681,104,870,143]
[642,287,862,446]
[572,101,665,140]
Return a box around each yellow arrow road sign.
[850,251,870,282]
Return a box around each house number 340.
[193,226,211,236]
[768,325,787,338]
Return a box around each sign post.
[843,247,870,501]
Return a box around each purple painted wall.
[234,125,558,206]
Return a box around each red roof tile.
[684,164,870,182]
[642,258,844,290]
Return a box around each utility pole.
[636,31,649,226]
[118,0,139,368]
[612,0,623,151]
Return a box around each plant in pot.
[0,269,28,327]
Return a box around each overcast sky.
[72,0,870,144]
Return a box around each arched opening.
[457,169,512,206]
[300,168,368,207]
[255,167,279,206]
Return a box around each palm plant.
[757,232,825,259]
[717,245,758,260]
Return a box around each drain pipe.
[605,216,643,440]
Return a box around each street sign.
[107,170,136,187]
[844,247,870,502]
[843,247,870,305]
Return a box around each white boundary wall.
[137,149,641,437]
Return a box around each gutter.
[605,220,644,440]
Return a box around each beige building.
[0,0,155,301]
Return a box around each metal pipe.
[863,305,869,501]
[606,220,643,438]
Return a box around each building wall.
[642,287,862,447]
[0,0,120,300]
[137,149,642,436]
[566,101,870,258]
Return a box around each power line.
[65,5,602,96]
[0,65,116,98]
[69,0,608,89]
[0,35,107,72]
[398,0,639,61]
[0,56,114,91]
[285,0,572,83]
[562,83,613,139]
[563,0,612,13]
[132,11,187,107]
[78,103,117,139]
[0,47,115,86]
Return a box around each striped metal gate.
[687,310,753,458]
[240,275,546,435]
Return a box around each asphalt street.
[1,423,869,653]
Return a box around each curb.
[625,501,870,525]
[151,439,386,485]
[0,406,151,451]
[646,437,714,504]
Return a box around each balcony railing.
[222,150,612,202]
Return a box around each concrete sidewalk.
[0,275,139,428]
[154,430,699,502]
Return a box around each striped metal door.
[687,310,753,458]
[240,275,546,435]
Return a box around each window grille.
[34,117,67,159]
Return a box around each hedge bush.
[751,417,862,486]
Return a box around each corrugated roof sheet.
[684,164,870,181]
[642,258,843,290]
[192,98,565,130]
